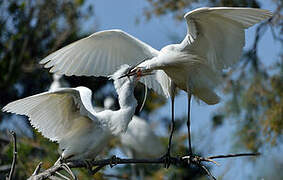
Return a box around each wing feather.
[40,29,158,76]
[2,87,98,142]
[40,29,167,96]
[182,7,272,71]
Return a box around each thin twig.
[32,162,43,175]
[200,163,216,180]
[7,131,17,180]
[208,152,260,159]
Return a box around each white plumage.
[132,7,272,103]
[49,74,69,91]
[2,65,138,161]
[39,7,272,104]
[40,29,166,97]
[102,97,165,180]
[120,116,165,180]
[120,116,165,159]
[101,96,165,158]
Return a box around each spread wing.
[2,87,98,142]
[181,7,272,71]
[40,29,167,96]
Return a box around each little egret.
[102,96,165,179]
[123,7,272,158]
[121,116,165,179]
[2,65,139,161]
[101,96,165,158]
[38,7,272,165]
[120,116,165,159]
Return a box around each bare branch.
[200,163,216,180]
[208,152,260,159]
[28,152,260,180]
[6,131,17,180]
[32,162,43,176]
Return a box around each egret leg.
[167,97,175,156]
[187,92,192,155]
[130,163,137,180]
[161,97,175,168]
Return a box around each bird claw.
[84,160,94,174]
[59,162,77,180]
[54,157,77,180]
[109,155,120,168]
[182,155,218,180]
[182,155,220,166]
[161,152,171,169]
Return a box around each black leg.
[162,97,175,168]
[187,92,192,155]
[167,97,175,156]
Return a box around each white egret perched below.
[2,65,139,161]
[101,96,165,179]
[38,7,272,165]
[101,96,165,158]
[120,116,165,159]
[120,116,165,179]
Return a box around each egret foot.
[84,160,94,174]
[182,155,219,166]
[161,152,172,169]
[54,156,77,180]
[61,163,77,180]
[182,155,217,180]
[109,155,120,168]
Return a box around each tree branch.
[208,152,260,159]
[6,131,17,180]
[28,152,260,180]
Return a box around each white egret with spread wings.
[2,65,139,161]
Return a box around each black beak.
[118,58,150,79]
[118,65,137,79]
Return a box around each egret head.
[104,96,115,109]
[52,74,62,81]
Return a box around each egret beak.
[118,70,137,79]
[118,68,154,80]
[118,58,150,79]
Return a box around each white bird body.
[138,44,221,104]
[101,96,165,158]
[120,116,165,180]
[2,65,138,161]
[120,116,165,158]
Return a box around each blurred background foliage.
[0,0,282,179]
